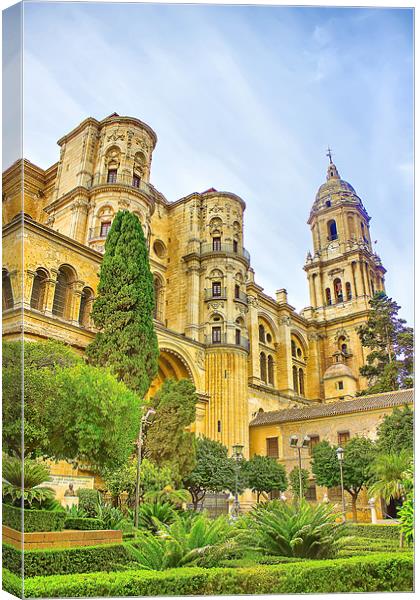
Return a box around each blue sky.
[16,2,414,321]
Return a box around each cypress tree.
[86,211,159,397]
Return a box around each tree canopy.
[357,292,413,394]
[2,340,82,457]
[288,466,310,500]
[311,437,375,521]
[245,455,287,502]
[183,436,236,509]
[144,379,197,485]
[86,210,159,398]
[49,364,141,470]
[375,405,414,454]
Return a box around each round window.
[153,240,167,258]
[266,333,272,344]
[297,348,302,358]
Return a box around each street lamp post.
[134,408,156,529]
[336,446,346,522]
[231,443,244,519]
[289,435,311,501]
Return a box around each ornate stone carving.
[247,295,259,308]
[195,350,205,370]
[280,316,291,326]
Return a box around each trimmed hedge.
[64,517,103,531]
[77,488,99,517]
[15,553,413,597]
[2,568,23,598]
[346,523,399,541]
[2,504,66,533]
[2,543,133,578]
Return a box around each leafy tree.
[357,292,413,394]
[102,457,174,507]
[288,466,310,501]
[2,340,81,457]
[183,437,236,509]
[144,379,197,485]
[311,437,375,522]
[49,364,141,471]
[375,405,414,454]
[86,210,159,398]
[245,455,287,503]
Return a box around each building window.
[212,237,221,251]
[235,328,241,345]
[298,368,305,396]
[132,174,140,188]
[346,282,352,300]
[292,365,298,392]
[30,269,48,311]
[260,352,267,383]
[2,269,14,310]
[268,355,274,385]
[212,281,222,297]
[266,437,279,458]
[326,200,331,208]
[234,284,240,299]
[326,288,332,305]
[333,278,343,303]
[337,380,344,390]
[212,326,222,344]
[327,219,338,240]
[338,431,350,446]
[308,435,320,456]
[259,324,265,343]
[233,239,238,253]
[217,420,221,433]
[52,267,73,319]
[291,340,297,357]
[107,169,117,183]
[100,221,111,238]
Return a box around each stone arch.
[52,264,77,319]
[148,346,198,399]
[30,267,50,311]
[258,312,279,343]
[290,329,308,357]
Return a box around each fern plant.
[144,487,191,507]
[95,495,128,530]
[242,499,346,559]
[2,455,55,509]
[137,502,177,533]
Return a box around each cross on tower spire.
[326,147,333,164]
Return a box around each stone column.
[278,315,293,393]
[23,270,36,309]
[247,295,260,384]
[358,261,367,296]
[44,269,58,317]
[69,198,89,243]
[185,262,200,340]
[69,281,85,326]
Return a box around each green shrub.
[64,517,103,531]
[2,542,133,577]
[2,568,22,598]
[17,553,413,597]
[398,495,414,545]
[242,499,346,559]
[77,488,99,517]
[2,504,66,532]
[346,523,400,540]
[2,456,55,509]
[137,502,177,533]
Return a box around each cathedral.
[2,113,412,510]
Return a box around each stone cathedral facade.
[2,113,392,463]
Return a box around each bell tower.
[304,153,386,315]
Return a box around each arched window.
[325,288,332,306]
[345,282,352,301]
[234,284,240,299]
[52,266,74,319]
[327,220,338,241]
[298,368,305,396]
[268,355,274,385]
[2,269,14,310]
[260,352,267,383]
[78,287,94,328]
[334,278,343,302]
[259,324,265,343]
[30,268,48,311]
[291,340,297,357]
[292,366,298,393]
[153,276,163,321]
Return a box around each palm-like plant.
[95,495,128,530]
[242,499,345,559]
[144,486,191,507]
[2,455,55,509]
[128,513,235,570]
[368,451,412,504]
[137,502,177,533]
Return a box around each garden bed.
[2,553,413,597]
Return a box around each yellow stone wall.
[2,113,391,464]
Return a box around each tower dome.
[311,158,364,216]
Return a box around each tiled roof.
[249,389,414,427]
